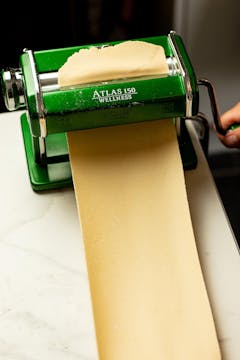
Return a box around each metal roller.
[1,56,180,111]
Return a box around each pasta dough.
[63,39,221,359]
[58,40,169,87]
[67,119,221,360]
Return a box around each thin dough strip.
[67,119,221,360]
[62,39,221,359]
[58,40,169,87]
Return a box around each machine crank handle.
[197,78,226,136]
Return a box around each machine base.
[21,114,197,191]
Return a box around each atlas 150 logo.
[92,87,138,103]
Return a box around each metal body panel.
[19,34,199,137]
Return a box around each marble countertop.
[0,111,240,360]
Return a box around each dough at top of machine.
[58,40,169,87]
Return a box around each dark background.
[0,0,174,112]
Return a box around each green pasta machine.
[1,31,224,191]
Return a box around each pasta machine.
[1,31,224,191]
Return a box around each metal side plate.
[21,113,72,191]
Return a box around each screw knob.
[1,68,25,111]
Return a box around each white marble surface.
[0,111,98,359]
[185,121,240,360]
[0,111,240,359]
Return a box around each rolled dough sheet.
[67,119,221,360]
[58,40,169,87]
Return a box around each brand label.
[92,87,138,103]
